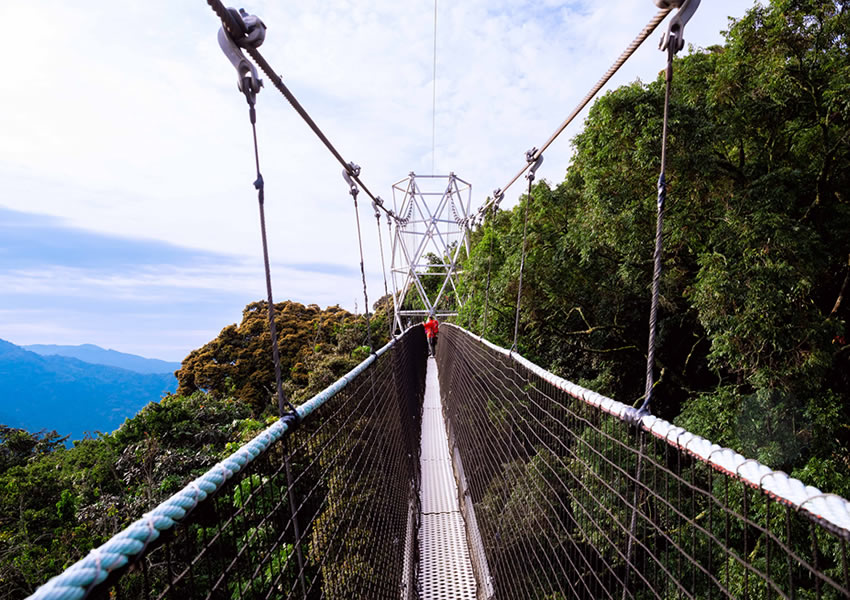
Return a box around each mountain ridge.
[23,342,181,374]
[0,339,177,441]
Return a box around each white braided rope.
[447,324,850,536]
[28,330,408,600]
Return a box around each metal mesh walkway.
[419,356,477,599]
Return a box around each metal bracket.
[217,8,266,103]
[343,162,361,197]
[657,0,700,54]
[526,148,544,181]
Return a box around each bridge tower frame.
[390,173,472,332]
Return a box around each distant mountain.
[0,339,177,441]
[23,343,181,374]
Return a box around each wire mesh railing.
[436,324,850,600]
[30,325,427,600]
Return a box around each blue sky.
[0,0,753,362]
[0,206,358,359]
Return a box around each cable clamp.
[217,8,266,103]
[372,196,384,218]
[280,408,301,432]
[624,405,650,427]
[526,148,544,181]
[342,162,361,197]
[657,0,700,54]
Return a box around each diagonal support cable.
[490,7,672,203]
[206,0,394,220]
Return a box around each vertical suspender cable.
[624,40,674,600]
[482,190,503,339]
[512,152,542,352]
[374,198,394,339]
[431,0,438,175]
[250,121,289,417]
[640,14,679,415]
[242,85,308,600]
[512,184,530,352]
[344,164,374,352]
[216,10,308,594]
[625,1,701,592]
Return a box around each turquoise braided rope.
[28,329,408,600]
[29,419,288,600]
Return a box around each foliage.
[0,297,395,598]
[459,0,850,498]
[176,300,391,413]
[0,392,253,598]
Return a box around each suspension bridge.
[26,1,850,599]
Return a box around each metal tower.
[390,173,472,331]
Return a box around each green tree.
[459,0,850,494]
[176,301,390,413]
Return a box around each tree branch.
[828,254,850,317]
[582,344,638,355]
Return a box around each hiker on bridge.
[424,315,439,357]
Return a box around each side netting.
[30,325,428,600]
[436,324,850,600]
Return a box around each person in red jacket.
[424,315,439,357]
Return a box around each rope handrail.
[28,329,413,600]
[444,323,850,537]
[437,324,850,597]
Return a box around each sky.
[0,0,756,362]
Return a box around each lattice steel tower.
[390,173,472,332]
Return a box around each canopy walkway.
[23,2,850,598]
[30,324,850,600]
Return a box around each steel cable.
[205,0,393,219]
[512,166,536,352]
[435,325,850,599]
[374,203,394,339]
[495,7,672,200]
[349,188,374,352]
[481,202,496,338]
[639,40,675,414]
[245,99,294,419]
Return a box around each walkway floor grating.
[419,356,477,599]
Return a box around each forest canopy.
[0,301,383,597]
[458,0,849,496]
[175,299,391,412]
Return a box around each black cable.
[512,155,539,352]
[482,201,497,338]
[374,201,394,339]
[511,185,530,352]
[347,179,374,353]
[624,35,678,599]
[639,37,675,415]
[244,94,296,418]
[431,0,438,174]
[496,8,671,199]
[206,0,394,220]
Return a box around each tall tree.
[459,0,850,493]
